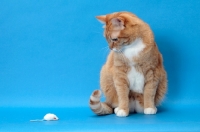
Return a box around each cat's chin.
[112,48,121,53]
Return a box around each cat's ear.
[96,15,106,24]
[111,17,125,29]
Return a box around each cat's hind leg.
[155,73,167,106]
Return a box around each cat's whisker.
[100,46,109,57]
[101,46,109,51]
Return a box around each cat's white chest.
[127,66,145,93]
[123,38,145,93]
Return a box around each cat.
[89,11,167,117]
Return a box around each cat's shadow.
[90,106,168,118]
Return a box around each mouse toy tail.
[30,119,44,122]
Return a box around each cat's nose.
[111,38,118,42]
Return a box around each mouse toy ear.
[96,15,106,24]
[111,17,125,29]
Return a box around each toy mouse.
[30,113,59,122]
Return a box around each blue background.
[0,0,200,131]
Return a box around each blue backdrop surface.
[0,0,200,131]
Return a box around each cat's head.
[96,12,151,52]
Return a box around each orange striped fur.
[89,11,167,117]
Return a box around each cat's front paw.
[114,107,128,117]
[144,107,157,114]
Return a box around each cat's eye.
[112,38,118,41]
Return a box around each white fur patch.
[135,100,144,113]
[127,67,144,93]
[122,38,146,93]
[112,48,118,52]
[123,38,146,64]
[114,107,119,113]
[90,96,100,102]
[129,100,144,113]
[114,107,128,117]
[144,107,157,114]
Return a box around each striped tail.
[89,90,113,115]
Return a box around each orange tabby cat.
[89,11,167,117]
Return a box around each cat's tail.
[89,90,113,115]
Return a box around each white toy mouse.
[30,113,59,122]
